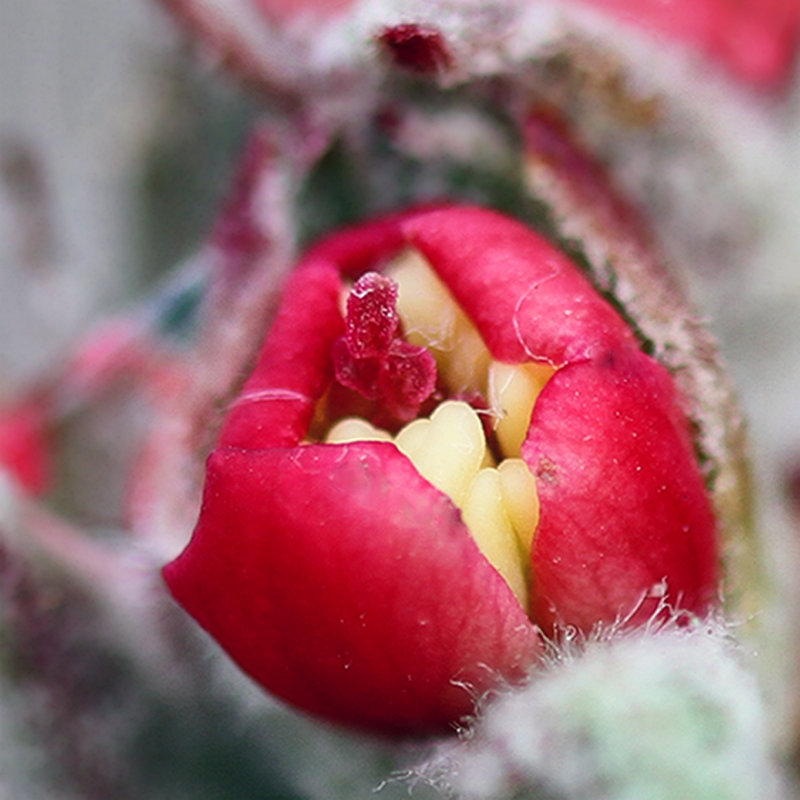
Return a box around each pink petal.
[402,206,637,365]
[399,206,718,628]
[525,350,719,632]
[571,0,800,88]
[164,443,541,733]
[248,0,352,26]
[220,260,344,450]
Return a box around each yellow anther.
[488,362,552,458]
[326,418,392,444]
[497,458,540,551]
[394,418,433,461]
[388,249,491,395]
[462,468,529,608]
[397,400,485,509]
[389,250,457,352]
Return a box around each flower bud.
[164,204,719,733]
[0,401,50,496]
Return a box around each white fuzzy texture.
[416,620,786,800]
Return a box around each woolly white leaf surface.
[417,620,784,800]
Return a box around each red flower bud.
[164,205,719,733]
[0,401,51,496]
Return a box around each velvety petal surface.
[164,442,541,733]
[220,261,344,450]
[402,206,637,365]
[525,350,719,632]
[165,204,720,734]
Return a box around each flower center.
[319,250,555,611]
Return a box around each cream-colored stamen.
[444,317,492,395]
[488,361,552,458]
[327,417,393,444]
[394,417,432,461]
[389,250,491,394]
[462,468,529,607]
[390,250,456,352]
[396,400,485,509]
[498,458,540,552]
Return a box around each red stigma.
[334,271,436,420]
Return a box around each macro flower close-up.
[164,204,719,733]
[3,0,800,798]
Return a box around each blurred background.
[0,0,256,385]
